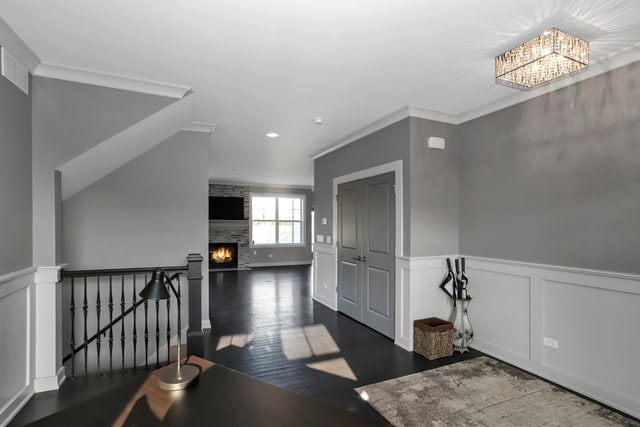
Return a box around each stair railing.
[60,254,203,377]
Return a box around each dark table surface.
[29,357,391,427]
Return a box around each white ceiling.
[2,0,640,187]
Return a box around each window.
[251,194,305,246]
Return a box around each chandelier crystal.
[495,28,589,89]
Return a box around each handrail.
[61,265,187,278]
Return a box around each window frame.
[250,193,306,248]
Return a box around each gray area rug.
[355,356,639,426]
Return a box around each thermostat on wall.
[427,136,445,150]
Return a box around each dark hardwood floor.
[11,264,482,425]
[203,265,482,421]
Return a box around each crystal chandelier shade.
[495,28,589,89]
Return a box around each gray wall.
[314,119,411,255]
[459,61,640,275]
[409,117,459,256]
[62,130,209,272]
[0,59,32,275]
[314,116,460,258]
[32,76,175,266]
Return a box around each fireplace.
[209,243,238,270]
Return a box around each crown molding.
[33,62,191,99]
[311,107,411,160]
[405,105,459,124]
[310,106,462,160]
[312,45,640,160]
[183,122,216,134]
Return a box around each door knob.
[353,256,362,261]
[361,256,367,262]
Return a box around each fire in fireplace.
[209,243,238,269]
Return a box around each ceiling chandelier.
[495,28,589,89]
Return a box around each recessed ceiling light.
[314,117,324,125]
[266,132,279,138]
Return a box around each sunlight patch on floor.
[216,333,254,351]
[306,357,357,381]
[280,324,340,361]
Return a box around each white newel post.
[34,266,65,392]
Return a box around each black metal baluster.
[83,277,88,376]
[176,276,181,364]
[96,277,101,373]
[70,278,76,377]
[108,275,114,372]
[155,299,160,368]
[166,287,171,363]
[120,274,126,370]
[132,275,138,368]
[144,272,149,368]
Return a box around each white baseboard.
[0,384,33,427]
[247,260,312,268]
[312,294,335,310]
[34,366,65,393]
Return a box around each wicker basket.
[413,317,454,360]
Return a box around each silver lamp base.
[158,364,200,390]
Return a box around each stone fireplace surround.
[209,183,250,270]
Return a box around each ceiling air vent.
[1,46,29,95]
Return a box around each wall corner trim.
[33,62,192,99]
[183,122,216,134]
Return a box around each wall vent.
[1,46,29,95]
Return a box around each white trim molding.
[312,243,337,310]
[464,255,640,420]
[0,267,36,426]
[33,265,65,393]
[33,62,192,99]
[395,255,454,351]
[248,260,312,268]
[183,122,216,134]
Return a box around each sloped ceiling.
[2,0,640,187]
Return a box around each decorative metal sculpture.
[439,257,473,352]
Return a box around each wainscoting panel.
[0,267,36,426]
[313,244,337,310]
[468,268,531,360]
[542,279,640,403]
[396,256,451,351]
[466,256,640,419]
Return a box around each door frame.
[332,160,403,335]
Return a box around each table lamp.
[139,269,199,390]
